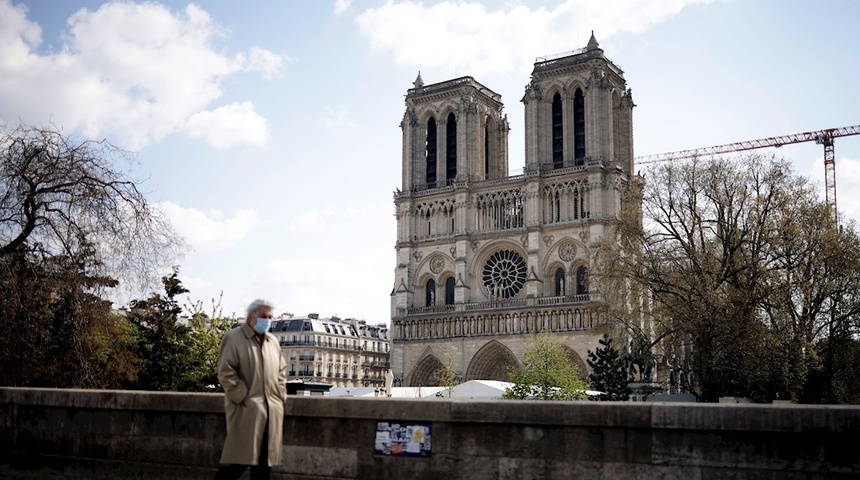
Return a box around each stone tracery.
[481,249,527,299]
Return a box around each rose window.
[482,249,527,299]
[429,255,445,273]
[558,241,577,262]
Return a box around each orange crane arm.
[633,124,860,217]
[634,124,860,164]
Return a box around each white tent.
[328,381,602,400]
[449,380,513,399]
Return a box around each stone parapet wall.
[1,387,859,479]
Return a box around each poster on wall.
[374,422,432,457]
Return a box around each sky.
[2,0,859,323]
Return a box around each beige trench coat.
[217,323,287,466]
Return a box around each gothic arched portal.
[408,354,445,387]
[561,344,588,380]
[465,340,520,381]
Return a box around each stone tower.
[391,34,635,386]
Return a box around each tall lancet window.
[446,112,457,184]
[552,93,563,169]
[554,267,566,296]
[484,119,490,178]
[426,279,436,306]
[576,265,588,295]
[445,277,455,305]
[426,118,437,187]
[574,88,585,164]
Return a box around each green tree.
[587,335,631,401]
[128,269,195,391]
[433,347,459,398]
[0,247,139,388]
[599,154,860,402]
[503,334,589,401]
[184,293,233,392]
[0,124,180,388]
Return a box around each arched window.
[446,112,457,184]
[574,89,585,164]
[576,265,588,295]
[426,279,436,306]
[445,277,455,305]
[554,267,566,296]
[426,118,437,187]
[484,118,490,178]
[552,93,563,169]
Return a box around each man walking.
[215,299,287,480]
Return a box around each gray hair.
[246,299,275,319]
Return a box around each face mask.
[254,318,271,334]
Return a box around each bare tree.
[0,124,182,387]
[598,154,860,402]
[0,124,182,290]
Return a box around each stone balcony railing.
[394,294,606,341]
[402,294,595,317]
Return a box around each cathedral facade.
[390,35,635,386]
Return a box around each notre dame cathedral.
[390,34,636,386]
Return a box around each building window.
[576,265,589,295]
[484,119,490,178]
[574,89,585,164]
[446,112,457,184]
[482,249,527,299]
[552,92,563,169]
[445,277,455,305]
[426,118,437,187]
[426,279,436,306]
[554,267,566,296]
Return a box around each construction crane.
[634,124,860,215]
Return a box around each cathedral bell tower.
[390,34,636,388]
[523,32,634,176]
[400,74,510,191]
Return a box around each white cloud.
[0,0,285,149]
[836,158,860,224]
[158,201,266,254]
[257,245,393,321]
[288,204,338,232]
[806,157,860,226]
[334,0,353,16]
[320,106,355,130]
[354,0,713,76]
[240,46,286,80]
[184,102,268,148]
[810,156,860,224]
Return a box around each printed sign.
[374,422,432,457]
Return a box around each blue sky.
[3,0,859,322]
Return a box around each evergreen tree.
[128,269,195,391]
[587,335,631,401]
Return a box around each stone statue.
[385,370,394,397]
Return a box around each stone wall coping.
[3,388,859,434]
[0,387,223,413]
[651,402,860,433]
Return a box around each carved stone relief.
[558,241,577,262]
[429,255,446,274]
